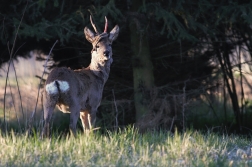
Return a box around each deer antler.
[104,16,108,33]
[90,15,98,34]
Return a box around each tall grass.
[0,127,251,167]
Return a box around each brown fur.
[42,17,119,137]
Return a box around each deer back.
[44,16,119,111]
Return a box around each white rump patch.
[45,80,69,94]
[46,82,58,94]
[58,81,70,92]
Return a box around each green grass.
[0,127,251,167]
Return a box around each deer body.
[42,17,119,137]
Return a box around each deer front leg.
[80,111,91,133]
[80,109,97,133]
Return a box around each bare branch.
[112,89,118,130]
[3,0,28,132]
[27,40,58,134]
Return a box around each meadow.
[0,127,251,167]
[1,50,252,167]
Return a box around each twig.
[27,40,58,134]
[169,117,175,132]
[223,76,227,124]
[3,0,28,132]
[182,80,188,131]
[11,43,26,120]
[180,40,182,63]
[7,77,21,131]
[112,89,118,130]
[203,92,221,124]
[238,46,245,124]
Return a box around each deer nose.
[103,50,110,57]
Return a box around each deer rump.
[44,67,92,113]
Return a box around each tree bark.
[129,0,154,123]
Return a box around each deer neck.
[89,59,112,81]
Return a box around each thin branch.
[182,80,188,131]
[112,89,118,130]
[11,43,26,120]
[7,77,21,131]
[3,0,28,132]
[238,45,245,124]
[223,76,227,124]
[27,40,58,133]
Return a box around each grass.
[0,127,251,167]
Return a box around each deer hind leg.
[80,111,92,133]
[42,93,57,138]
[69,104,80,137]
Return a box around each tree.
[192,1,252,131]
[128,0,154,122]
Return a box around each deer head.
[85,16,119,63]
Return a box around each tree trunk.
[129,0,154,123]
[215,43,241,131]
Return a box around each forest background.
[1,0,252,134]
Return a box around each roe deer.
[42,16,119,137]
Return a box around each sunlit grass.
[0,127,251,166]
[0,76,40,88]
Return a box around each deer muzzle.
[103,50,110,57]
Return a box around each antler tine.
[104,16,108,33]
[90,15,99,34]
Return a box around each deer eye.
[96,45,99,48]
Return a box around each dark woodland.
[1,0,252,134]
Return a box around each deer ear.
[84,27,95,43]
[109,25,119,42]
